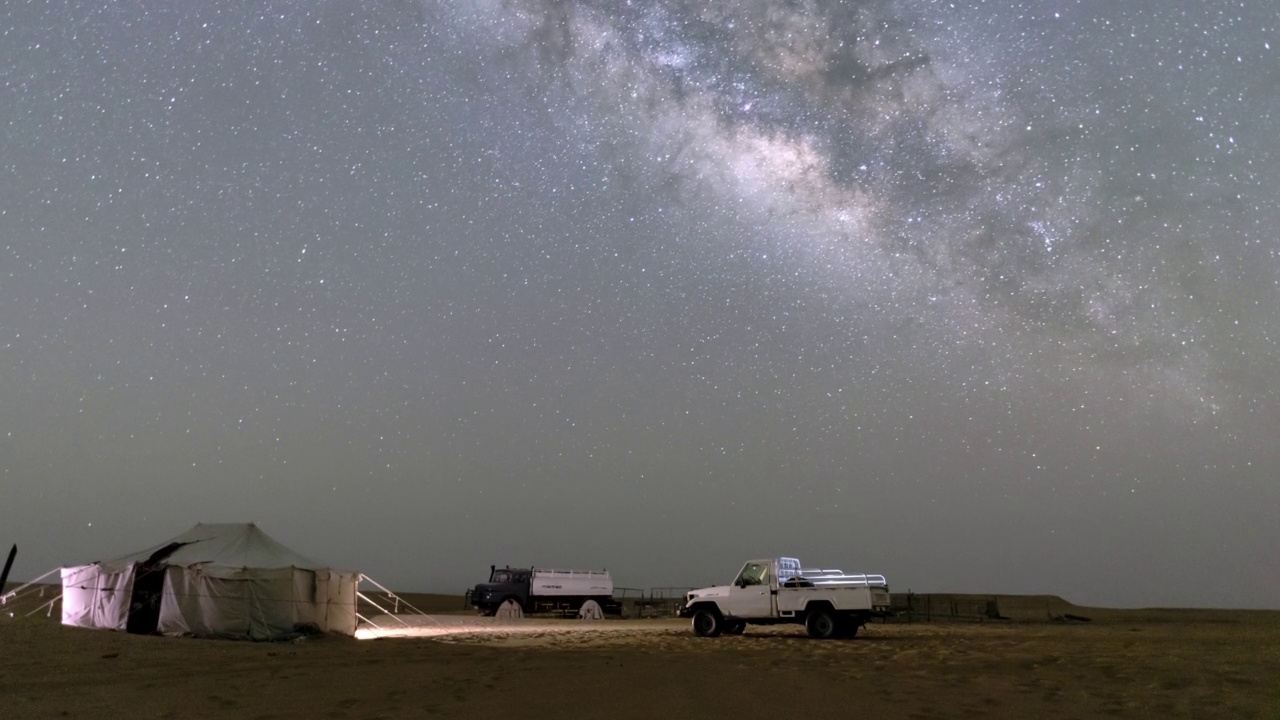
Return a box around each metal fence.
[886,593,1005,623]
[615,587,691,618]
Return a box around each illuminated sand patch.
[355,615,688,642]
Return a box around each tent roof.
[95,522,326,572]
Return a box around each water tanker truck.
[470,565,621,616]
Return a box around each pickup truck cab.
[679,557,892,638]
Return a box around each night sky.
[3,1,1278,608]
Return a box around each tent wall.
[61,564,134,631]
[317,568,359,635]
[158,566,330,640]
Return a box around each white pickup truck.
[679,557,892,638]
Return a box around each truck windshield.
[490,571,511,583]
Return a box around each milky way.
[3,1,1277,606]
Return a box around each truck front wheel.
[691,607,723,637]
[805,608,838,639]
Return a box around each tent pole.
[1,567,62,605]
[355,612,383,629]
[357,574,429,616]
[355,591,414,626]
[26,593,62,618]
[0,545,15,592]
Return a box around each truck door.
[727,561,775,618]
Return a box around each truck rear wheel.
[691,607,723,637]
[805,608,838,639]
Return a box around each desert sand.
[3,590,1278,719]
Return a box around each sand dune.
[3,587,1278,719]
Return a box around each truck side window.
[736,563,767,587]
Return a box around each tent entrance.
[125,564,165,634]
[126,541,186,634]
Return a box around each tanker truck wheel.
[495,598,524,619]
[577,599,604,620]
[691,607,723,637]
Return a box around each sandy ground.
[3,592,1278,719]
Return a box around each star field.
[2,1,1277,606]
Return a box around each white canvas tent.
[60,522,358,640]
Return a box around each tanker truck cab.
[470,566,532,614]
